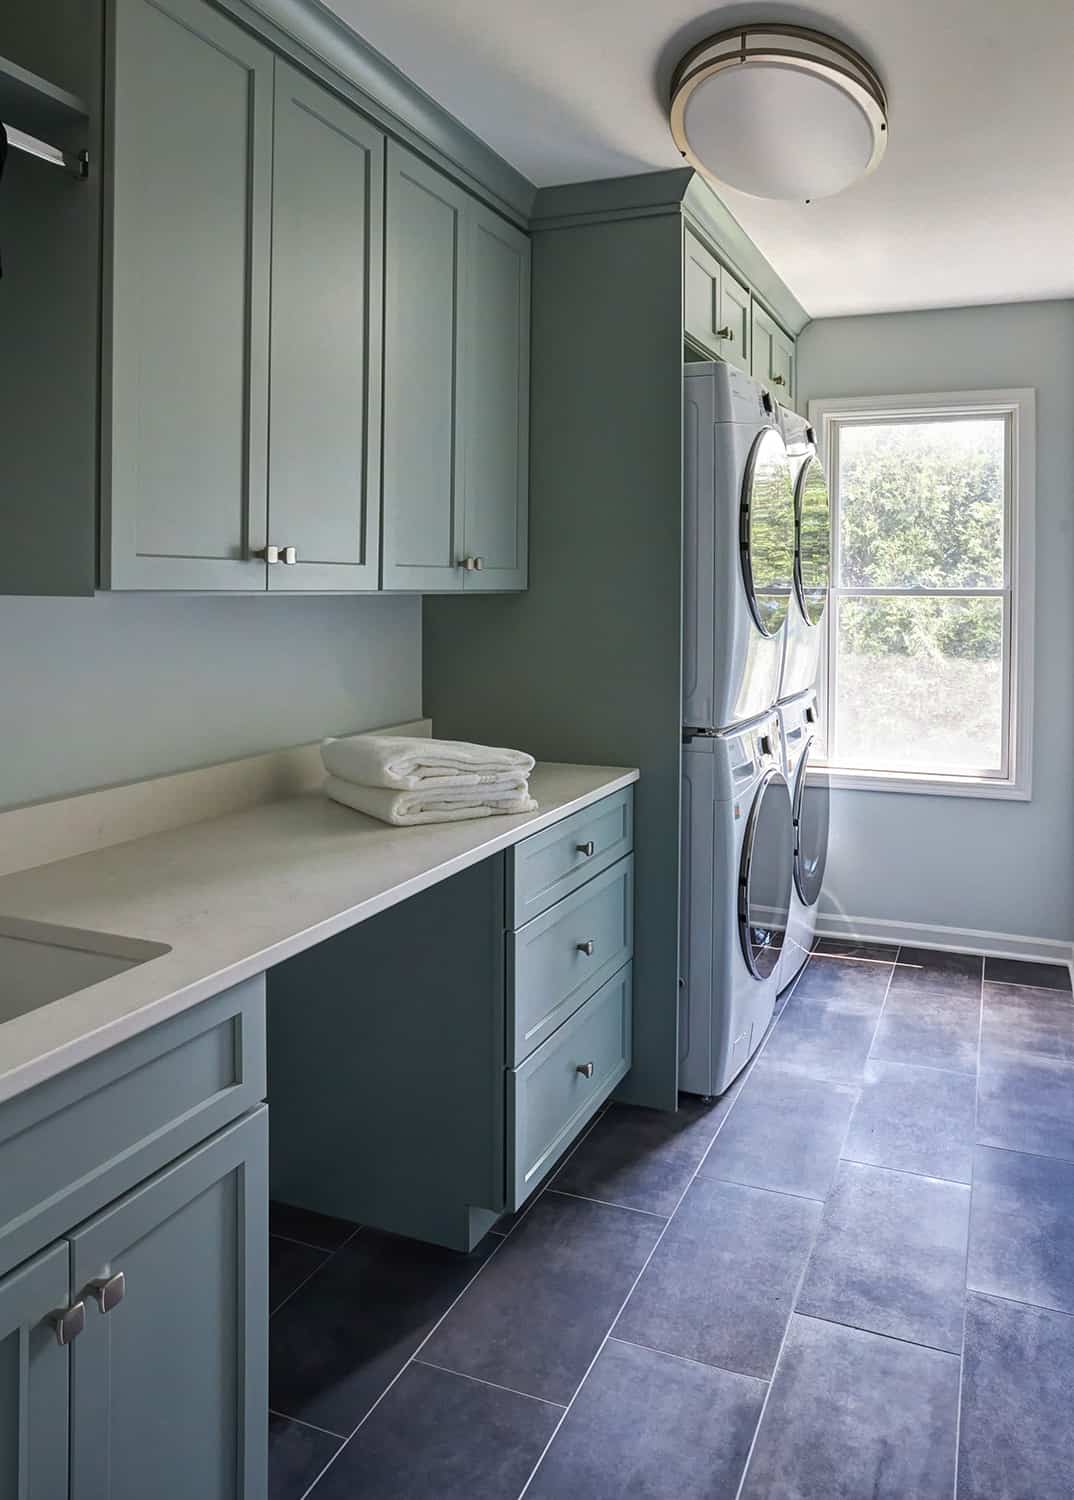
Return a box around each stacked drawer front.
[505,786,634,1209]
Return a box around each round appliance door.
[740,427,795,637]
[738,769,795,979]
[794,735,830,906]
[795,454,830,627]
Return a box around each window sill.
[819,767,1031,801]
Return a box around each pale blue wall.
[798,299,1074,945]
[0,594,422,809]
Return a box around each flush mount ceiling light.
[669,24,887,202]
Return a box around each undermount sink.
[0,915,170,1027]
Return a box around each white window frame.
[808,388,1035,801]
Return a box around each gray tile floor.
[267,942,1074,1499]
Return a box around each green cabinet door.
[104,0,274,590]
[381,142,468,591]
[0,1243,70,1500]
[684,227,722,356]
[750,301,796,404]
[69,1109,268,1500]
[461,202,531,590]
[719,265,752,375]
[267,63,384,592]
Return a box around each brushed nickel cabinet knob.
[576,1062,595,1079]
[257,545,280,564]
[716,326,734,341]
[280,545,298,565]
[576,841,595,857]
[460,555,486,572]
[89,1272,125,1314]
[577,940,595,956]
[771,374,786,387]
[51,1302,86,1346]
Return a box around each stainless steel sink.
[0,916,170,1026]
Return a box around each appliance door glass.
[794,734,830,906]
[739,769,794,978]
[740,426,795,637]
[796,455,830,627]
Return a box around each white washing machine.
[777,407,831,703]
[683,362,796,732]
[776,690,831,991]
[680,713,795,1096]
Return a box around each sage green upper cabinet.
[103,0,273,590]
[382,143,530,592]
[683,227,750,373]
[267,63,384,592]
[0,1243,70,1499]
[750,301,796,404]
[381,143,468,591]
[462,201,530,591]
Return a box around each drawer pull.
[51,1302,86,1346]
[576,1062,595,1079]
[89,1272,126,1314]
[577,940,595,956]
[576,841,595,857]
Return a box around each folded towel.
[321,734,535,792]
[324,775,538,827]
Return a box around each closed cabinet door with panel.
[461,202,530,590]
[0,1243,71,1500]
[719,265,751,374]
[267,63,384,591]
[105,0,273,590]
[751,302,795,403]
[381,143,468,591]
[69,1110,268,1500]
[684,228,749,371]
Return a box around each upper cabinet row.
[683,226,795,404]
[103,0,529,593]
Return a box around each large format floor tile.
[310,1361,560,1500]
[814,937,901,962]
[270,1235,329,1315]
[553,1095,732,1217]
[269,1415,341,1500]
[796,1161,970,1353]
[615,1177,820,1379]
[525,1338,766,1500]
[896,947,983,983]
[977,1053,1074,1162]
[958,1293,1074,1500]
[980,983,1074,1063]
[421,1191,663,1404]
[269,1229,493,1435]
[983,955,1072,992]
[870,967,981,1074]
[269,1200,359,1252]
[968,1147,1074,1314]
[700,1061,858,1200]
[760,956,890,1085]
[739,1316,960,1500]
[842,1059,976,1183]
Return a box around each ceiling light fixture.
[669,24,887,202]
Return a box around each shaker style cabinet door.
[267,63,385,592]
[718,265,752,374]
[381,142,468,591]
[103,0,273,589]
[750,301,796,404]
[684,227,723,356]
[0,1243,71,1500]
[461,201,530,591]
[68,1109,268,1500]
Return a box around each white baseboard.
[0,717,432,879]
[814,909,1074,969]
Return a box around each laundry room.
[0,2,1071,1497]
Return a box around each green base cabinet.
[0,1244,70,1500]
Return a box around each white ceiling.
[323,0,1074,319]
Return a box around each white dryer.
[777,407,831,703]
[776,689,831,991]
[680,713,795,1096]
[683,362,796,732]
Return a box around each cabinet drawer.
[508,786,633,926]
[509,856,633,1063]
[508,963,632,1211]
[0,975,266,1279]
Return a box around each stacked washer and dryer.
[680,362,830,1098]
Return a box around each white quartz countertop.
[0,763,638,1104]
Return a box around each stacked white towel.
[321,734,538,827]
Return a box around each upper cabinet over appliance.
[684,227,750,374]
[750,300,796,406]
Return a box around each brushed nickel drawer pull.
[576,1062,595,1079]
[577,940,594,956]
[576,841,595,857]
[88,1272,125,1314]
[51,1302,86,1346]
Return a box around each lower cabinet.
[0,1108,267,1500]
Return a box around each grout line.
[694,1170,825,1206]
[952,954,984,1496]
[962,1286,1074,1320]
[546,1188,669,1221]
[861,1055,977,1080]
[607,1334,769,1386]
[412,1358,568,1408]
[296,1101,613,1500]
[969,1138,1074,1165]
[268,1229,351,1255]
[515,952,818,1499]
[269,1227,363,1321]
[839,1156,972,1189]
[982,976,1074,995]
[268,1409,347,1441]
[791,1310,962,1361]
